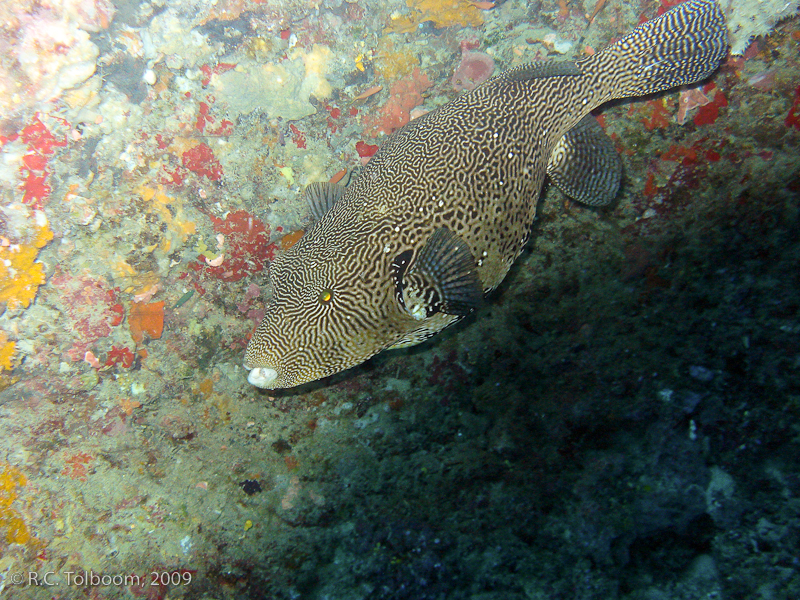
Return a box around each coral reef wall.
[728,0,800,54]
[0,0,799,599]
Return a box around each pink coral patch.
[190,210,272,282]
[182,143,223,181]
[451,51,495,92]
[365,68,433,137]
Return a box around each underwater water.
[1,0,799,598]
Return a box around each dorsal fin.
[546,114,622,206]
[304,181,346,222]
[501,60,582,83]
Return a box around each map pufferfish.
[244,0,728,389]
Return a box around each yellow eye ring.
[318,289,334,304]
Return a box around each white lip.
[247,367,278,388]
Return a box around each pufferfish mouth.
[246,366,279,389]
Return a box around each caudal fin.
[581,0,728,101]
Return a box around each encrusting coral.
[0,215,53,311]
[0,331,14,371]
[386,0,484,33]
[0,463,31,545]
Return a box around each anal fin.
[547,114,622,207]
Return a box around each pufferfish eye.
[318,289,334,304]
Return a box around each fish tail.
[582,0,728,101]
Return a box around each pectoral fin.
[397,228,482,320]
